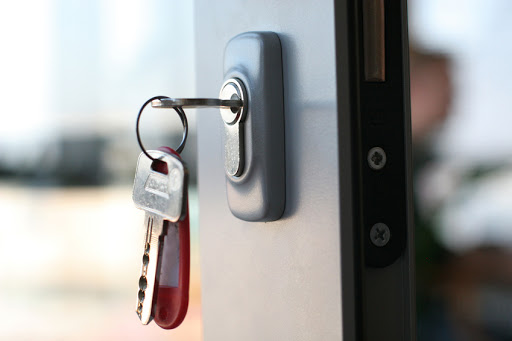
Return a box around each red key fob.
[153,147,190,329]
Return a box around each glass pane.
[410,1,512,340]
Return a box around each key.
[133,147,189,326]
[136,212,165,324]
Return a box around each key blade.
[137,213,165,324]
[133,150,187,222]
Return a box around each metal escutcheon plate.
[222,32,285,222]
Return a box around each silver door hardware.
[222,32,285,222]
[152,97,243,109]
[151,78,247,177]
[367,146,386,170]
[139,31,285,222]
[363,0,385,81]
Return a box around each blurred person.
[412,47,512,341]
[410,48,452,144]
[410,47,456,341]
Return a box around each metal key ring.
[136,96,188,161]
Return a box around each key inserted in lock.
[150,31,285,222]
[150,80,248,178]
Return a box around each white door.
[195,1,415,340]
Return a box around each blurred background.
[2,0,512,340]
[410,0,512,340]
[0,1,201,340]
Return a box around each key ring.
[137,79,246,163]
[136,96,188,161]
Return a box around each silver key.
[132,149,187,324]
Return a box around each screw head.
[370,223,391,247]
[367,147,386,170]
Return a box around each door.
[195,1,414,340]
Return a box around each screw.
[370,223,391,247]
[367,147,386,170]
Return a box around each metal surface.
[194,0,413,339]
[363,0,385,81]
[369,223,390,247]
[151,98,243,109]
[133,149,187,325]
[196,8,341,338]
[219,78,247,177]
[149,81,248,178]
[133,150,187,221]
[367,147,386,170]
[222,32,285,221]
[349,0,415,338]
[136,212,165,324]
[137,98,189,159]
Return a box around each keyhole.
[230,93,241,114]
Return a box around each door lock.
[148,31,285,222]
[152,78,248,178]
